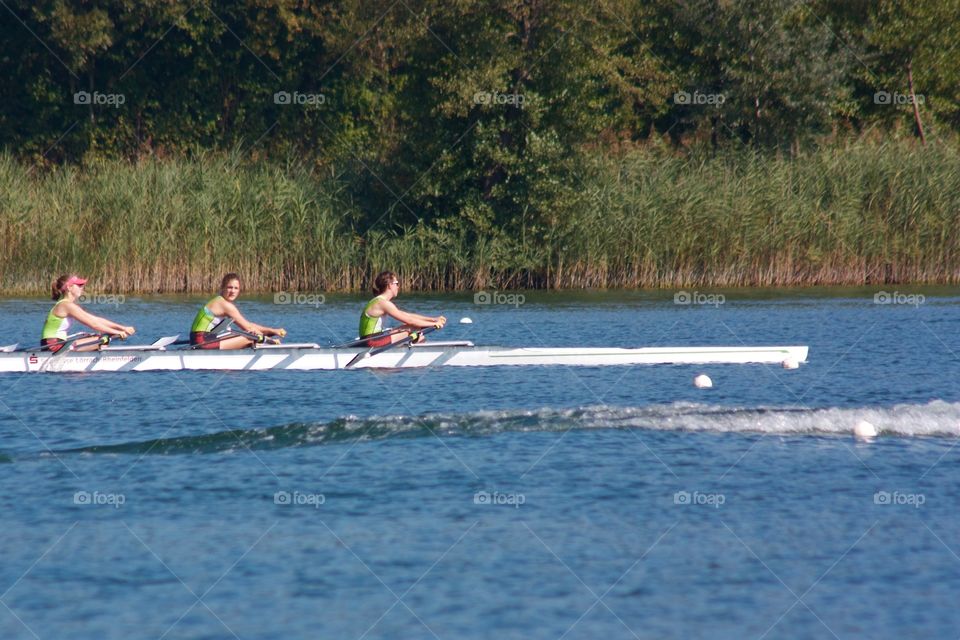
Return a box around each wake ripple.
[59,401,960,456]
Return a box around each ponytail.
[51,274,70,300]
[373,271,396,295]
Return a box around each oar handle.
[367,326,436,357]
[231,327,282,345]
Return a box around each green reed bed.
[0,154,360,294]
[556,141,960,288]
[1,140,958,294]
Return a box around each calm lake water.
[1,287,958,639]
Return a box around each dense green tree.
[0,0,956,204]
[657,0,852,149]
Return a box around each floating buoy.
[460,317,473,324]
[782,358,799,370]
[854,419,878,439]
[693,374,713,389]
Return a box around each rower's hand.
[434,316,446,329]
[125,326,136,337]
[276,328,287,338]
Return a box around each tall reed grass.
[1,140,957,294]
[560,141,960,287]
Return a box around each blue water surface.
[1,287,959,639]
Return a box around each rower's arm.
[379,300,444,328]
[62,302,135,337]
[213,299,285,336]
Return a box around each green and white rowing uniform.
[41,299,70,341]
[358,295,385,337]
[191,296,228,334]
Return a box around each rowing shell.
[0,341,809,373]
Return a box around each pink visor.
[64,276,87,287]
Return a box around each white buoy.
[459,317,473,324]
[782,358,799,370]
[854,419,878,439]
[693,374,713,389]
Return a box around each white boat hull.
[0,342,809,373]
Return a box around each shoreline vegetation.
[5,1,959,295]
[2,140,958,295]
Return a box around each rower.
[190,273,286,350]
[41,275,136,352]
[359,271,445,346]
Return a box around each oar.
[344,326,437,369]
[231,326,283,346]
[333,326,412,349]
[38,332,123,371]
[170,319,236,345]
[100,335,179,350]
[12,332,89,352]
[188,327,281,349]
